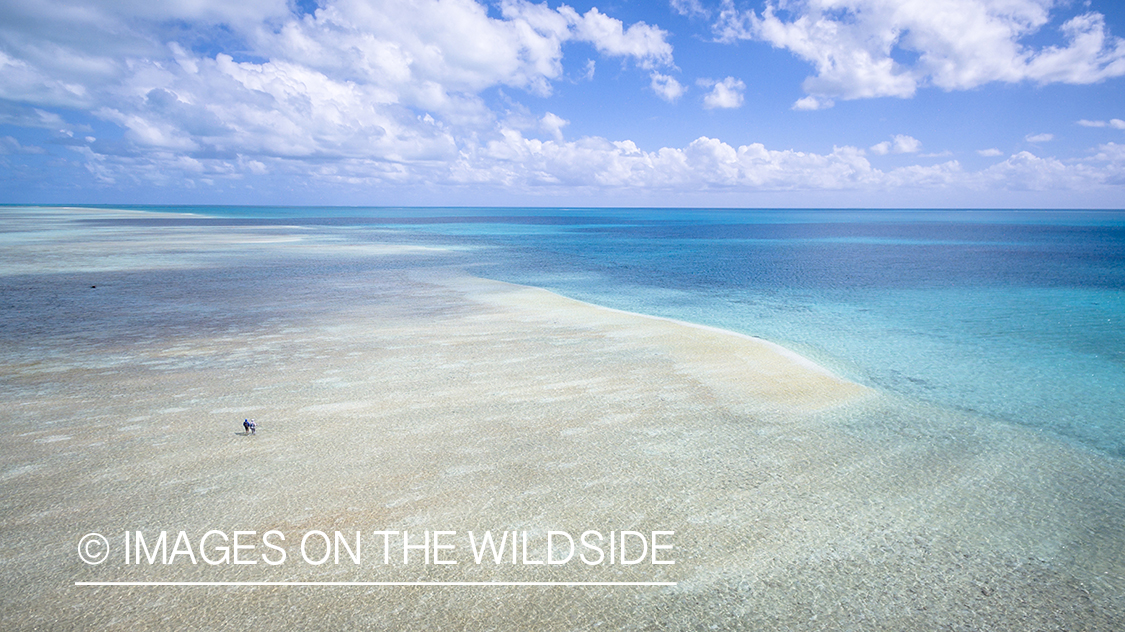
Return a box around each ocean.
[94,206,1125,457]
[5,205,1125,629]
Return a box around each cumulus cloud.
[1026,133,1054,142]
[651,72,686,102]
[793,95,831,111]
[699,76,746,109]
[978,148,1005,157]
[562,6,673,68]
[456,132,885,189]
[1078,118,1125,129]
[26,120,1125,202]
[0,0,678,169]
[540,112,568,140]
[871,134,922,155]
[1090,141,1125,164]
[450,131,1122,195]
[1,0,1123,202]
[716,0,1125,108]
[975,151,1088,190]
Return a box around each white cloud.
[1077,118,1125,129]
[561,6,673,69]
[871,134,922,155]
[671,0,710,19]
[540,112,568,140]
[1090,141,1125,163]
[0,1,294,107]
[0,136,46,155]
[1026,133,1054,142]
[0,0,676,169]
[2,0,1123,203]
[793,95,832,111]
[582,59,596,80]
[422,132,1125,199]
[26,120,1125,203]
[277,0,670,103]
[457,132,884,189]
[717,0,1125,108]
[0,104,73,131]
[453,131,1122,195]
[650,72,686,102]
[978,148,1004,156]
[975,151,1093,191]
[699,76,745,109]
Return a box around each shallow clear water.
[71,206,1125,456]
[4,206,1125,630]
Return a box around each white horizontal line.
[75,581,676,587]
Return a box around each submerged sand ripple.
[1,208,1122,630]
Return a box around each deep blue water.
[86,207,1125,456]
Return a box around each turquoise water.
[81,207,1125,456]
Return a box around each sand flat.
[1,208,1123,630]
[454,276,871,414]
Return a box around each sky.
[1,0,1124,208]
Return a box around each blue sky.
[1,0,1124,208]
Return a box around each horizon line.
[75,581,677,587]
[5,203,1125,213]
